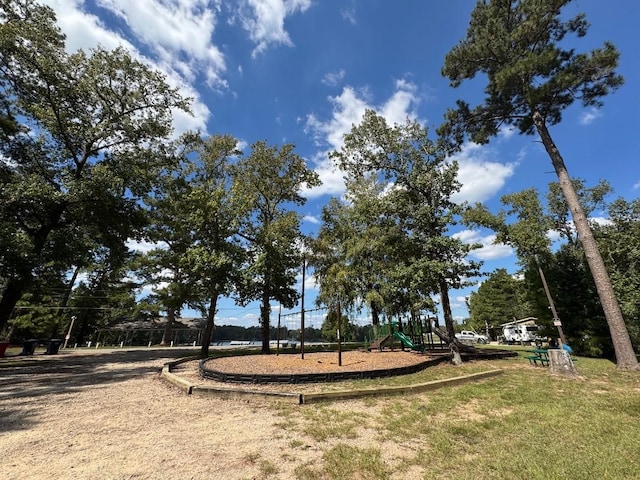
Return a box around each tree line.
[1,0,638,368]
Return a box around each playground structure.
[277,306,449,354]
[368,316,448,352]
[198,309,517,385]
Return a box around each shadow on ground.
[0,347,198,401]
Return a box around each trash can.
[45,339,64,355]
[20,339,39,355]
[0,341,9,357]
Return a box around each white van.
[502,324,541,344]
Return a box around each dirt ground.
[0,346,430,480]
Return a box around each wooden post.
[337,302,342,367]
[63,315,76,350]
[300,256,305,360]
[276,304,282,356]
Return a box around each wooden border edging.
[161,357,200,395]
[162,359,504,405]
[191,385,302,403]
[199,355,449,384]
[299,369,504,404]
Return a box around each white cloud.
[379,79,420,125]
[634,181,640,190]
[449,143,517,204]
[453,230,514,261]
[341,6,357,25]
[547,229,562,244]
[42,0,135,52]
[455,296,469,305]
[236,0,313,57]
[590,216,614,227]
[304,83,513,203]
[97,0,227,88]
[303,214,321,224]
[126,239,168,254]
[579,107,602,125]
[497,124,517,141]
[294,271,318,293]
[41,0,216,135]
[304,80,421,198]
[322,69,346,87]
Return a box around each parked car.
[455,330,489,344]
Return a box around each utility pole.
[535,255,567,345]
[300,255,306,360]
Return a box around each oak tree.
[0,0,191,334]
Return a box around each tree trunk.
[0,278,28,337]
[0,207,66,332]
[200,297,218,358]
[439,277,462,365]
[533,112,639,370]
[76,312,90,345]
[371,302,380,326]
[548,349,580,378]
[51,266,81,338]
[160,308,175,346]
[260,289,271,354]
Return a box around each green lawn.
[281,352,640,480]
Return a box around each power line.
[13,306,125,311]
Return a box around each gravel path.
[0,347,313,480]
[0,347,430,480]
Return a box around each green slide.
[393,331,415,349]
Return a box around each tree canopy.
[233,141,321,353]
[440,0,638,370]
[324,110,482,362]
[0,0,191,333]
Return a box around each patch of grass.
[290,355,640,479]
[322,443,389,480]
[258,459,279,478]
[293,463,323,480]
[242,451,260,465]
[301,406,369,441]
[289,438,306,449]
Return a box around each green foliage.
[546,179,613,244]
[523,246,612,357]
[322,110,481,338]
[439,0,623,148]
[465,188,553,263]
[320,307,356,342]
[232,140,320,352]
[0,0,191,331]
[594,198,640,349]
[468,180,640,357]
[139,134,248,355]
[468,268,532,331]
[311,179,403,322]
[441,0,638,368]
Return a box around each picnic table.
[525,348,549,367]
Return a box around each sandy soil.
[0,347,430,480]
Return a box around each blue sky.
[44,0,640,328]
